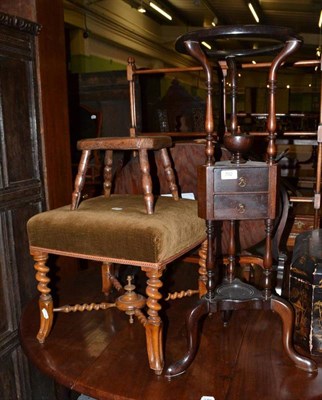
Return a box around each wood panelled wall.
[0,1,72,398]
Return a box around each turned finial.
[115,275,146,323]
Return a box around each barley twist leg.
[198,240,208,297]
[101,262,122,296]
[143,268,164,374]
[33,251,53,343]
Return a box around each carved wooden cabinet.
[0,13,54,399]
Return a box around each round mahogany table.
[19,264,322,400]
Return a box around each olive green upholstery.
[27,195,206,266]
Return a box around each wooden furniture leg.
[143,268,164,374]
[138,149,154,214]
[165,299,209,377]
[166,222,216,377]
[101,262,123,296]
[33,251,54,343]
[165,216,318,377]
[71,149,91,210]
[103,149,113,198]
[159,147,179,200]
[198,240,208,297]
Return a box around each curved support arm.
[266,39,302,162]
[184,40,215,165]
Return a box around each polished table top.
[20,262,322,400]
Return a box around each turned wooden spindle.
[139,149,154,215]
[184,40,215,166]
[159,148,179,200]
[103,150,113,198]
[205,220,216,300]
[227,220,236,283]
[71,149,91,210]
[101,262,123,296]
[127,56,137,137]
[115,275,146,324]
[227,57,238,135]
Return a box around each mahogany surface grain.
[78,136,172,150]
[20,263,322,400]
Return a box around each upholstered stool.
[27,194,206,374]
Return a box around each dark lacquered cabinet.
[0,13,55,399]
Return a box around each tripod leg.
[165,299,209,377]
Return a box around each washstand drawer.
[213,193,269,220]
[213,167,269,193]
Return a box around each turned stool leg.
[159,148,179,200]
[138,149,154,214]
[103,150,113,198]
[32,251,53,343]
[71,149,91,210]
[143,268,164,374]
[101,262,122,296]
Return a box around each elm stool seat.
[72,135,180,214]
[27,194,206,375]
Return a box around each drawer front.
[214,167,268,193]
[213,193,269,220]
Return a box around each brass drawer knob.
[237,203,246,213]
[238,176,247,187]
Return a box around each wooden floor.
[20,261,322,400]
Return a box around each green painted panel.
[70,55,126,73]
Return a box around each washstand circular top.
[175,25,302,59]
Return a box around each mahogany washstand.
[165,25,317,377]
